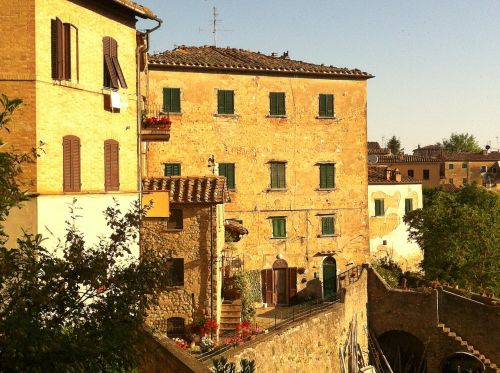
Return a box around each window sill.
[372,215,385,218]
[214,113,238,118]
[160,111,182,116]
[270,237,287,240]
[316,188,336,192]
[315,116,337,120]
[266,115,287,119]
[164,228,183,232]
[319,234,338,238]
[266,188,287,192]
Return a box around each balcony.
[141,116,171,142]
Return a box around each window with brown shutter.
[103,37,127,89]
[51,18,77,81]
[104,139,119,191]
[62,135,81,192]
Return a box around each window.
[270,162,286,189]
[404,198,413,214]
[408,170,414,178]
[319,163,335,189]
[51,18,78,81]
[269,92,286,116]
[217,90,234,114]
[166,317,185,338]
[163,88,181,113]
[462,163,468,169]
[219,163,235,189]
[449,178,454,184]
[104,139,119,191]
[164,163,181,176]
[374,199,384,217]
[62,135,81,192]
[480,165,487,173]
[463,178,468,184]
[103,36,127,89]
[423,169,430,180]
[318,94,334,118]
[167,209,183,230]
[271,217,286,238]
[321,216,335,236]
[166,258,184,286]
[448,163,454,170]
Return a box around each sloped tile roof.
[142,176,230,204]
[442,151,500,162]
[109,0,158,20]
[368,166,421,184]
[149,46,373,79]
[376,155,441,164]
[368,148,391,156]
[224,220,249,236]
[368,142,381,150]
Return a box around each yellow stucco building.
[0,0,159,250]
[144,46,373,307]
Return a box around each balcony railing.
[141,116,171,142]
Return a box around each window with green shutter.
[318,94,334,118]
[374,199,385,217]
[404,198,413,214]
[217,90,234,114]
[163,88,181,113]
[270,162,286,189]
[271,217,286,238]
[219,163,235,189]
[319,163,335,189]
[269,92,286,116]
[321,216,335,236]
[164,163,181,176]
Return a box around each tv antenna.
[199,7,232,46]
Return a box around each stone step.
[221,305,242,311]
[483,359,491,365]
[448,332,456,337]
[437,323,445,328]
[467,345,475,352]
[220,317,241,324]
[221,310,241,316]
[454,336,462,342]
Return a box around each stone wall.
[216,268,368,373]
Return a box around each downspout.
[210,204,214,332]
[136,17,162,253]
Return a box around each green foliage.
[387,135,402,155]
[212,357,256,373]
[442,132,482,152]
[246,270,262,303]
[372,255,403,287]
[404,183,500,295]
[234,271,257,322]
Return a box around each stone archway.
[441,352,484,373]
[378,330,426,373]
[322,256,337,299]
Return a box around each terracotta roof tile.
[224,220,249,236]
[142,176,230,204]
[376,155,441,164]
[108,0,158,20]
[368,166,421,184]
[442,151,500,161]
[368,142,381,150]
[441,184,460,192]
[368,148,391,156]
[149,46,373,79]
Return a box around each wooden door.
[275,269,287,305]
[323,257,337,299]
[261,269,273,304]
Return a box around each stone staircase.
[220,300,241,333]
[437,323,499,372]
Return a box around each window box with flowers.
[141,116,172,142]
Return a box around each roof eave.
[109,0,161,21]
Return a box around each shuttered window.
[374,199,385,217]
[272,217,286,238]
[408,170,414,177]
[103,36,127,89]
[217,90,234,114]
[321,216,335,236]
[163,88,181,113]
[164,163,181,176]
[51,18,77,81]
[270,162,286,189]
[423,169,430,180]
[319,163,335,189]
[104,139,119,191]
[166,258,184,286]
[219,163,235,189]
[62,135,81,192]
[405,198,413,214]
[269,92,286,116]
[318,94,334,117]
[167,209,183,230]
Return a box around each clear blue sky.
[137,0,500,152]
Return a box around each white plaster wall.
[368,183,423,271]
[37,193,140,257]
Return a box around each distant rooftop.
[442,151,500,162]
[149,46,373,79]
[376,155,441,164]
[368,166,421,185]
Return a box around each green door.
[275,269,287,305]
[323,257,337,299]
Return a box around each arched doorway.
[378,330,426,373]
[441,352,484,373]
[261,259,297,306]
[322,256,337,299]
[273,259,289,306]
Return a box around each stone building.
[368,166,423,271]
[0,0,160,251]
[143,46,373,306]
[374,154,442,189]
[141,176,229,338]
[441,151,500,188]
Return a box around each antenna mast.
[212,7,218,46]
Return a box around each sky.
[137,0,500,153]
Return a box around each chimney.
[483,149,488,155]
[393,169,402,182]
[271,52,278,57]
[398,153,404,160]
[385,168,392,181]
[281,51,290,59]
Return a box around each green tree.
[404,183,500,295]
[386,136,402,155]
[0,96,172,372]
[442,132,482,152]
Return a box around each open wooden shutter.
[261,269,273,304]
[104,140,119,191]
[63,23,71,80]
[63,135,80,192]
[288,267,297,303]
[51,18,64,80]
[110,38,127,88]
[103,37,118,88]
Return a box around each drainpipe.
[136,17,162,253]
[210,205,214,331]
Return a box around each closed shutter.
[110,38,127,88]
[164,163,181,176]
[326,94,334,117]
[225,90,234,114]
[217,90,234,114]
[217,90,225,114]
[272,218,286,238]
[288,267,297,303]
[63,135,80,192]
[262,269,273,304]
[271,163,285,189]
[163,88,181,113]
[320,164,335,189]
[322,217,335,235]
[405,198,413,213]
[63,23,71,80]
[104,140,119,191]
[277,93,285,115]
[270,92,277,115]
[103,37,118,89]
[219,163,235,189]
[375,199,384,216]
[319,94,326,117]
[163,88,170,112]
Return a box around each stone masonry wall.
[217,269,369,373]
